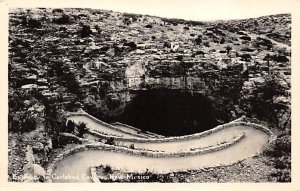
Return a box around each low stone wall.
[86,120,275,145]
[59,132,86,142]
[243,122,277,143]
[145,130,165,138]
[111,122,159,138]
[88,129,124,138]
[45,145,87,182]
[110,122,143,133]
[45,132,245,182]
[230,116,277,143]
[67,110,150,138]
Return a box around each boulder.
[32,164,46,182]
[25,146,35,164]
[106,48,116,57]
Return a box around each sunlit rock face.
[115,89,218,136]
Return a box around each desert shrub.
[129,144,135,149]
[240,54,252,61]
[220,37,225,44]
[270,54,289,62]
[8,115,19,132]
[175,55,183,61]
[256,37,273,49]
[19,17,42,28]
[51,136,61,149]
[123,41,137,50]
[21,117,36,132]
[240,35,251,41]
[52,8,64,13]
[203,41,210,47]
[195,35,202,45]
[94,24,100,32]
[59,26,67,32]
[52,134,82,148]
[27,18,42,28]
[76,122,87,138]
[80,25,92,38]
[10,38,31,49]
[225,45,232,54]
[53,14,71,24]
[100,46,110,52]
[237,31,247,35]
[9,105,37,133]
[145,24,152,28]
[105,137,115,145]
[123,17,131,25]
[163,42,171,48]
[240,47,255,52]
[65,120,75,133]
[195,50,205,56]
[103,165,113,174]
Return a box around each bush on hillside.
[53,14,71,24]
[65,120,75,133]
[145,24,152,28]
[80,25,92,38]
[77,122,87,138]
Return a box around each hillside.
[8,8,291,182]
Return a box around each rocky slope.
[8,8,291,182]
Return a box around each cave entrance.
[114,89,219,137]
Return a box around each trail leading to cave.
[52,115,270,182]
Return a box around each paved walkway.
[52,115,270,182]
[68,115,143,138]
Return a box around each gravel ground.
[171,155,277,183]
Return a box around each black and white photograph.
[2,0,299,188]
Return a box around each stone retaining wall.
[86,120,275,145]
[59,132,86,142]
[45,132,245,182]
[243,122,277,143]
[45,145,87,182]
[110,122,143,133]
[145,130,165,138]
[110,122,160,138]
[46,112,276,182]
[67,110,150,138]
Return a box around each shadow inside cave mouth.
[113,89,219,137]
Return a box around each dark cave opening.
[114,89,219,136]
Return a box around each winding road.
[50,113,272,182]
